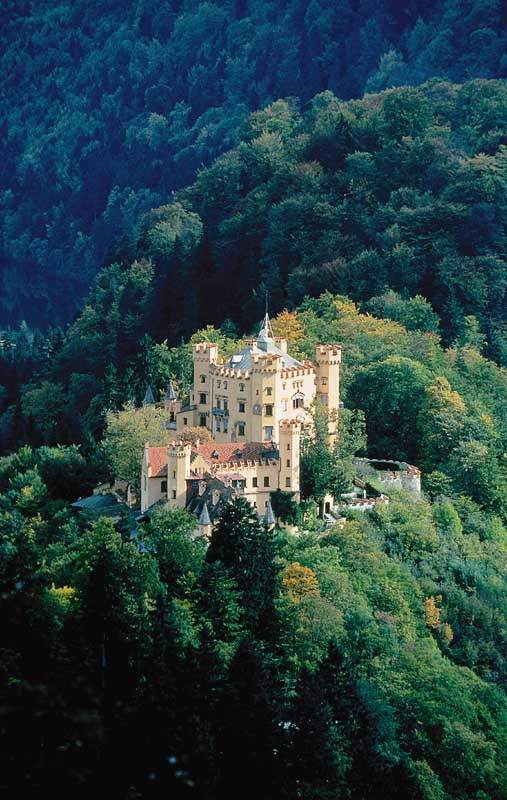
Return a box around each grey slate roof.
[142,384,155,406]
[164,380,177,401]
[199,502,211,526]
[71,493,126,520]
[264,501,276,526]
[224,314,303,371]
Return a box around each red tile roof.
[147,446,168,477]
[194,442,277,465]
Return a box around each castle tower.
[192,343,218,431]
[278,419,301,499]
[167,441,191,507]
[314,345,342,441]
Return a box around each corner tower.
[314,344,342,441]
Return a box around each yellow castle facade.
[140,315,342,521]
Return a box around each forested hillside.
[3,294,507,797]
[3,0,507,326]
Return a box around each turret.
[198,502,212,538]
[192,343,218,432]
[314,344,342,441]
[278,420,301,499]
[142,384,155,407]
[264,500,276,529]
[167,441,191,508]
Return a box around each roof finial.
[258,291,274,350]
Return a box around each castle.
[140,315,342,521]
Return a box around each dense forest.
[3,291,507,797]
[3,0,507,326]
[4,4,507,795]
[4,78,507,453]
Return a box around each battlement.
[315,343,342,365]
[213,365,251,379]
[279,418,302,429]
[193,342,218,361]
[168,441,192,457]
[280,364,315,378]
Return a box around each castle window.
[216,418,221,432]
[224,400,228,412]
[224,381,228,389]
[199,393,207,405]
[321,376,328,385]
[169,411,175,422]
[264,477,270,487]
[265,404,273,416]
[216,399,221,409]
[266,386,272,396]
[224,419,229,433]
[239,383,244,392]
[287,444,290,450]
[239,401,245,413]
[217,380,221,388]
[173,471,176,479]
[285,477,291,488]
[264,426,273,441]
[183,417,188,425]
[293,397,304,409]
[286,459,290,467]
[252,477,258,488]
[283,383,286,390]
[161,480,167,492]
[200,414,207,427]
[200,375,206,383]
[237,422,245,436]
[172,490,176,499]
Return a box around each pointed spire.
[257,311,274,351]
[142,384,155,406]
[164,379,177,402]
[199,502,211,527]
[264,500,275,527]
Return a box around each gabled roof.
[146,446,168,477]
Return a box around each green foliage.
[102,402,170,494]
